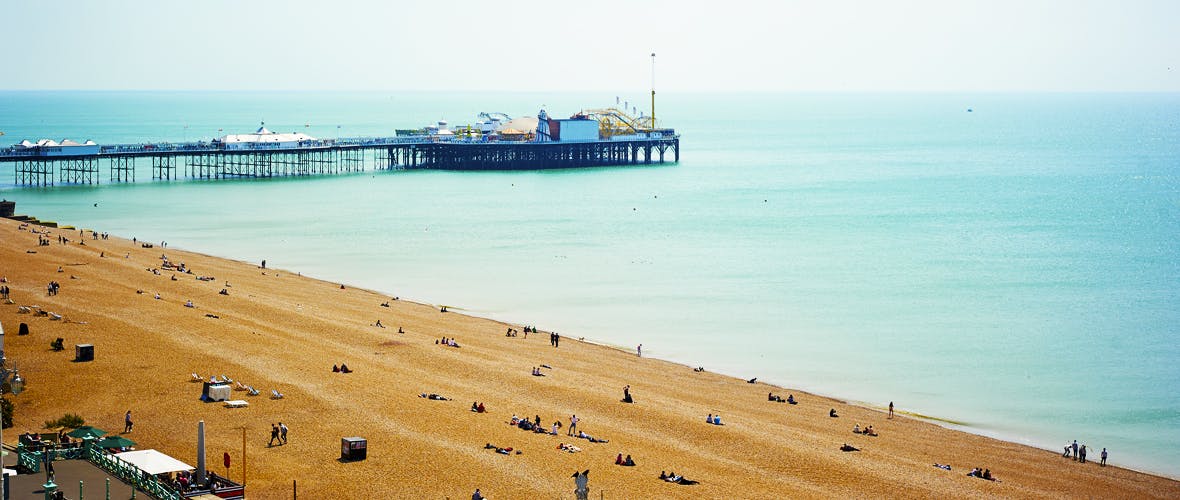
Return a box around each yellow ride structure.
[578,108,657,139]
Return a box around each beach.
[1,217,1177,499]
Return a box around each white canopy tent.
[115,449,194,475]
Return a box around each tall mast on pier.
[650,52,656,128]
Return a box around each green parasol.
[95,435,136,449]
[66,426,108,439]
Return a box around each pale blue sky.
[2,0,1177,91]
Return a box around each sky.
[1,0,1177,92]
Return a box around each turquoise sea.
[2,91,1178,477]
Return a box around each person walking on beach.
[637,344,642,357]
[124,410,133,433]
[261,259,266,269]
[1079,444,1088,463]
[279,422,288,445]
[269,424,280,446]
[568,414,579,436]
[888,401,894,419]
[1101,447,1108,466]
[1072,440,1079,460]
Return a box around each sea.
[1,91,1177,477]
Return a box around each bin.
[75,344,94,362]
[341,437,367,461]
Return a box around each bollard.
[106,477,110,500]
[79,479,83,500]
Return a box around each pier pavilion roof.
[219,127,316,146]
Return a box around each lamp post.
[1,321,28,500]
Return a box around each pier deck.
[0,134,679,186]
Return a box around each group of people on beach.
[967,467,996,481]
[852,424,878,436]
[437,337,460,347]
[510,414,553,434]
[767,392,796,404]
[268,422,288,446]
[1063,440,1107,466]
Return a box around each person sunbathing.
[830,408,839,417]
[853,424,861,434]
[623,455,636,466]
[662,471,698,485]
[787,394,797,404]
[340,364,352,373]
[577,431,608,443]
[484,443,514,455]
[840,443,859,452]
[419,393,448,400]
[477,402,486,413]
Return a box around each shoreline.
[2,215,1178,498]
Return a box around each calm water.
[2,91,1178,477]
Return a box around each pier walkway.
[0,133,679,186]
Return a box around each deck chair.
[234,381,248,391]
[191,373,203,382]
[247,386,260,396]
[270,390,284,400]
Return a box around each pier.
[1,130,679,186]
